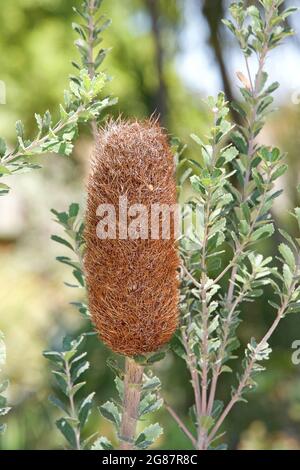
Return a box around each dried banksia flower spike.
[84,119,179,448]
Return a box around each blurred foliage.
[0,0,300,450]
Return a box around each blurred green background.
[0,0,300,450]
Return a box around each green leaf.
[142,376,161,392]
[71,381,86,397]
[135,423,163,449]
[145,351,166,365]
[191,133,205,147]
[72,360,89,381]
[271,164,287,181]
[0,138,7,158]
[56,418,77,449]
[15,120,25,139]
[231,131,248,154]
[190,175,203,193]
[69,203,79,218]
[252,223,274,241]
[199,415,215,431]
[43,350,63,364]
[78,392,95,428]
[49,395,69,415]
[51,235,74,251]
[73,269,85,287]
[268,300,280,310]
[231,101,247,119]
[35,113,43,132]
[278,243,296,270]
[114,376,124,400]
[139,395,163,417]
[52,371,68,395]
[265,81,280,94]
[91,436,114,450]
[170,333,186,360]
[221,146,239,163]
[99,401,121,427]
[278,229,296,249]
[283,264,293,289]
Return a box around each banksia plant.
[14,0,300,452]
[84,120,179,448]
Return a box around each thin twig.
[87,0,98,138]
[182,263,202,289]
[207,281,295,445]
[3,110,83,165]
[65,360,81,450]
[164,401,197,448]
[181,328,202,441]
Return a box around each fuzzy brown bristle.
[84,119,179,356]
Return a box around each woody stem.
[119,357,144,450]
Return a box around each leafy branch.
[170,0,299,450]
[0,0,116,196]
[44,335,96,450]
[208,224,300,443]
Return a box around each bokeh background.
[0,0,300,450]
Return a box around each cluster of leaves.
[0,332,10,434]
[72,0,111,77]
[171,0,300,450]
[51,203,87,296]
[98,360,163,450]
[47,203,96,449]
[234,219,300,404]
[0,70,114,196]
[44,203,99,450]
[0,0,116,197]
[185,93,237,256]
[44,334,96,450]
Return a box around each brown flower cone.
[84,119,179,356]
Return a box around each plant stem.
[199,190,211,419]
[242,4,275,193]
[181,329,202,438]
[206,169,272,415]
[207,284,295,445]
[207,289,245,415]
[3,110,83,165]
[164,401,197,447]
[119,357,143,450]
[87,0,97,138]
[65,359,81,450]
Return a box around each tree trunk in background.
[145,0,168,122]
